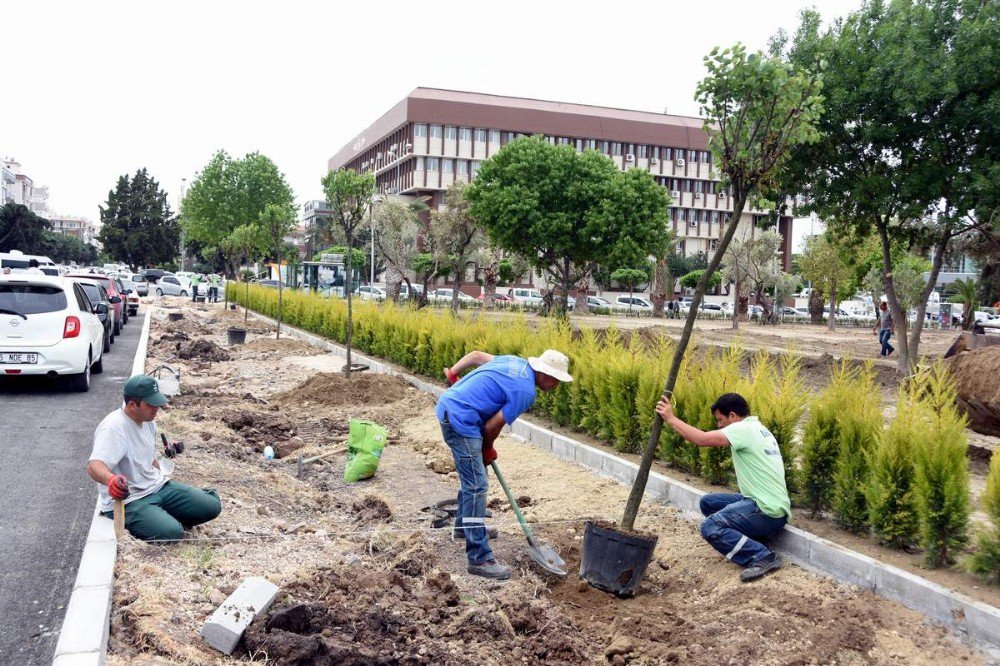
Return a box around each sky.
[3,0,863,250]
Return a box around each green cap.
[124,374,169,406]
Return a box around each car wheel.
[113,318,121,336]
[156,288,163,296]
[92,353,104,374]
[69,353,91,392]
[122,310,128,325]
[103,331,111,353]
[180,290,188,297]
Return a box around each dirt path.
[105,302,992,664]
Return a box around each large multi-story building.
[327,88,792,281]
[48,214,99,245]
[2,158,50,218]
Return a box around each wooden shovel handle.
[113,500,125,540]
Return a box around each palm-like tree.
[951,278,979,330]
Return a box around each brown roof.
[329,87,710,171]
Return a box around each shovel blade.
[528,542,567,576]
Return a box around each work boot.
[468,559,511,580]
[740,554,783,582]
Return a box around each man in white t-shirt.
[87,374,222,541]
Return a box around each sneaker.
[740,554,783,582]
[468,559,511,580]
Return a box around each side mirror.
[94,303,109,315]
[109,295,122,304]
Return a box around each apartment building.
[327,87,792,280]
[2,158,50,218]
[48,214,98,244]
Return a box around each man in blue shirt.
[437,349,573,579]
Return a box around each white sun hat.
[528,349,573,383]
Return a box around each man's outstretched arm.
[655,397,731,448]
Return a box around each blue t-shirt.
[435,355,537,437]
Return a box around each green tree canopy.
[800,230,854,330]
[0,203,50,252]
[467,136,669,313]
[430,181,486,311]
[182,150,295,248]
[98,169,179,269]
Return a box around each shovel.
[489,460,567,576]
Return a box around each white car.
[429,288,477,304]
[507,288,544,305]
[587,295,613,312]
[354,285,387,301]
[615,296,654,313]
[0,275,106,392]
[152,275,189,297]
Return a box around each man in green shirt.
[656,392,789,581]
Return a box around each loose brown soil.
[105,302,995,665]
[947,346,1000,437]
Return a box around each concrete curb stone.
[249,309,1000,659]
[52,309,153,666]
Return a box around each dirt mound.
[177,338,231,362]
[351,495,393,525]
[244,538,590,665]
[275,372,411,407]
[220,409,297,450]
[946,345,1000,436]
[244,337,323,355]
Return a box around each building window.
[489,129,500,143]
[430,125,443,139]
[445,126,458,140]
[471,161,481,176]
[637,145,647,158]
[599,141,609,153]
[678,209,687,222]
[575,139,583,151]
[503,131,517,143]
[683,180,693,192]
[663,147,673,161]
[676,148,686,161]
[443,159,454,173]
[457,160,468,175]
[586,139,597,150]
[712,211,720,224]
[559,137,570,145]
[695,181,704,193]
[416,157,425,170]
[427,157,440,171]
[414,124,427,137]
[475,128,486,142]
[611,142,622,156]
[459,127,472,141]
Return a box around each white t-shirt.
[89,409,165,512]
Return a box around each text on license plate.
[1,352,37,364]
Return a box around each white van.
[1,250,58,275]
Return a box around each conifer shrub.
[912,363,971,568]
[831,362,880,533]
[801,362,861,515]
[866,388,920,548]
[968,451,1000,585]
[749,352,805,495]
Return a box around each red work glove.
[444,367,460,386]
[482,443,498,466]
[108,474,130,500]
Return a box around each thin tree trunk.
[827,278,836,332]
[622,193,749,531]
[877,222,910,373]
[908,234,949,362]
[651,258,667,318]
[574,273,590,313]
[345,241,354,375]
[731,280,741,330]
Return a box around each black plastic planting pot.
[227,327,247,345]
[580,520,658,597]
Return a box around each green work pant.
[102,480,222,542]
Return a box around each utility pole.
[178,177,187,269]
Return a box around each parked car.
[65,273,127,333]
[586,295,613,312]
[119,278,140,316]
[615,296,654,313]
[152,275,189,297]
[398,283,425,300]
[74,280,115,352]
[700,302,725,313]
[354,285,387,301]
[257,279,281,289]
[779,306,809,319]
[476,292,514,302]
[129,273,149,296]
[507,288,544,305]
[429,288,478,304]
[0,274,106,391]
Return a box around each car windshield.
[0,284,68,314]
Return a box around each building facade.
[327,88,792,286]
[2,158,50,218]
[48,214,99,245]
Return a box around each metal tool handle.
[490,460,536,544]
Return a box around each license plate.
[1,352,37,364]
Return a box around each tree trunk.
[876,222,910,374]
[827,278,836,332]
[573,273,590,313]
[482,251,500,310]
[907,234,949,365]
[622,192,750,531]
[345,238,354,375]
[731,279,741,330]
[561,257,572,317]
[808,288,824,324]
[651,258,667,318]
[385,264,402,303]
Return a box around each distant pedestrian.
[190,274,201,302]
[208,275,220,303]
[26,259,44,275]
[873,301,894,357]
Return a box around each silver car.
[152,275,189,297]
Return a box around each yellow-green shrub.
[749,352,805,495]
[831,362,881,533]
[969,450,1000,585]
[867,387,920,548]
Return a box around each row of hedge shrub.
[235,284,998,579]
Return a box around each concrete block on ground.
[807,538,877,590]
[528,427,553,451]
[87,510,117,543]
[551,435,577,458]
[201,577,279,655]
[73,539,117,589]
[575,445,609,473]
[52,652,102,666]
[511,421,530,439]
[53,585,112,658]
[962,600,1000,656]
[769,526,813,562]
[873,565,956,625]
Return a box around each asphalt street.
[0,310,142,664]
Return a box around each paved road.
[0,311,142,665]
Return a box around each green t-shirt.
[722,416,791,519]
